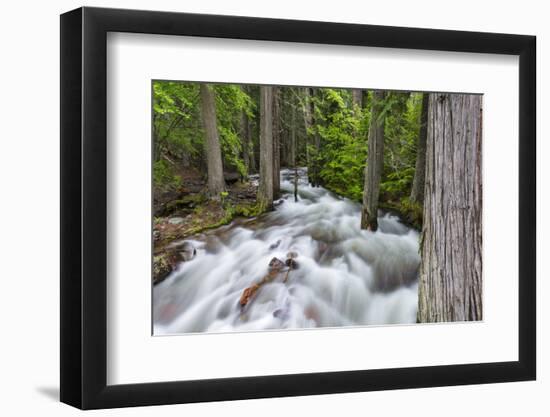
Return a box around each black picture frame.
[60,6,536,410]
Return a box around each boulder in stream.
[153,241,197,284]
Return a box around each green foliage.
[310,89,424,224]
[313,89,368,201]
[380,92,422,200]
[380,167,415,198]
[215,85,255,177]
[153,160,181,189]
[153,81,255,179]
[152,80,426,228]
[381,197,423,230]
[234,202,266,217]
[153,81,203,167]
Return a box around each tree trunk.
[257,86,274,209]
[417,93,483,323]
[240,86,250,177]
[308,88,321,187]
[247,116,256,174]
[410,94,429,204]
[302,88,312,180]
[199,84,225,198]
[290,97,297,168]
[291,96,298,202]
[241,109,250,177]
[272,87,281,198]
[361,91,386,231]
[352,89,363,110]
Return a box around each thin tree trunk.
[241,109,250,177]
[248,117,256,174]
[417,93,483,323]
[199,84,225,199]
[410,93,429,204]
[291,97,298,202]
[302,88,311,177]
[308,88,321,187]
[272,87,281,198]
[361,90,386,231]
[240,86,250,178]
[290,98,297,168]
[257,86,274,209]
[352,89,363,111]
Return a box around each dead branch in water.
[239,253,299,307]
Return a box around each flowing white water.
[153,169,420,335]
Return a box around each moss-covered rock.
[165,193,207,212]
[380,198,423,230]
[153,254,173,284]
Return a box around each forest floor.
[153,166,262,284]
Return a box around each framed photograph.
[60,6,536,409]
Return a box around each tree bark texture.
[257,86,274,209]
[410,93,429,204]
[199,83,225,198]
[272,87,281,198]
[352,89,363,111]
[309,88,321,187]
[417,93,483,323]
[241,109,250,176]
[302,87,312,168]
[361,91,386,231]
[290,97,297,168]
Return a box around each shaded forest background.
[153,82,425,227]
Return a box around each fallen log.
[239,252,299,308]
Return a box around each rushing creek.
[153,169,420,335]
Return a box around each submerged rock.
[269,239,281,250]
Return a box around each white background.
[108,33,518,384]
[0,0,546,416]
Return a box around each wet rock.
[173,241,196,261]
[285,258,298,270]
[203,235,223,254]
[268,257,286,272]
[153,241,197,284]
[285,251,299,270]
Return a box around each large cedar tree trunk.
[199,84,225,198]
[257,86,274,209]
[361,91,386,231]
[417,93,483,322]
[410,93,429,204]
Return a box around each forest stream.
[153,168,420,335]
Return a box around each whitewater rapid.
[153,169,420,335]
